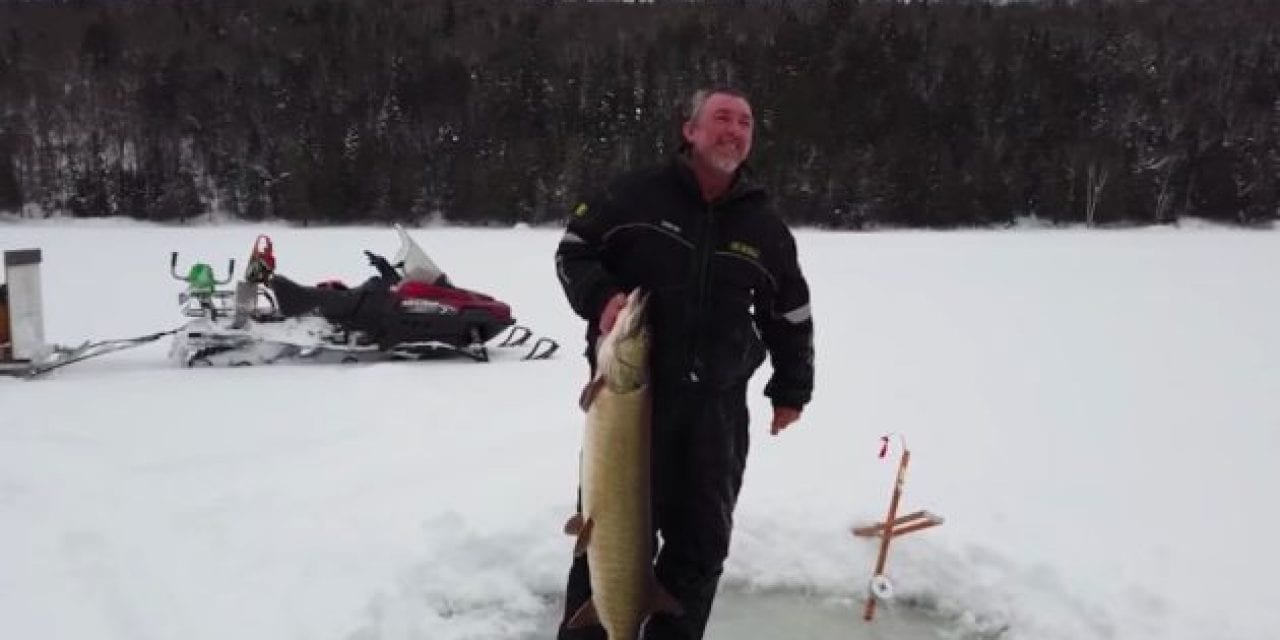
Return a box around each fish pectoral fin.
[571,517,595,557]
[578,375,606,412]
[563,513,584,536]
[566,598,601,629]
[651,582,685,617]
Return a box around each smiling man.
[554,87,815,639]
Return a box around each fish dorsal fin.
[571,517,595,557]
[563,513,584,536]
[578,375,605,412]
[566,598,601,630]
[650,581,684,617]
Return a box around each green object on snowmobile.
[186,263,217,293]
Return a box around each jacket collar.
[672,153,765,206]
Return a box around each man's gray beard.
[707,151,743,175]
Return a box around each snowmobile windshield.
[392,225,449,286]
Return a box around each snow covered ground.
[1,221,1277,640]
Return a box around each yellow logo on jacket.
[728,241,760,260]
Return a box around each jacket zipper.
[687,202,717,383]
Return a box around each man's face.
[683,93,754,175]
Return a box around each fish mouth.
[627,290,649,323]
[603,289,650,388]
[614,289,649,338]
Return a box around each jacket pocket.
[701,320,766,389]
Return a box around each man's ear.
[681,120,695,145]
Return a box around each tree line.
[0,0,1276,228]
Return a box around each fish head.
[598,289,650,392]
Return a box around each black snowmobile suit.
[554,156,814,640]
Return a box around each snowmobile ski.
[497,325,560,360]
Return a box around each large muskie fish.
[564,289,682,638]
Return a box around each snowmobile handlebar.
[170,252,236,286]
[217,259,235,285]
[364,250,402,284]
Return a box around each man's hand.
[599,292,627,334]
[770,406,802,436]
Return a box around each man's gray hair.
[684,86,750,123]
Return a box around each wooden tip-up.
[851,510,944,538]
[856,445,944,622]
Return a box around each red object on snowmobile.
[252,235,275,271]
[316,279,350,290]
[244,235,277,284]
[395,281,513,323]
